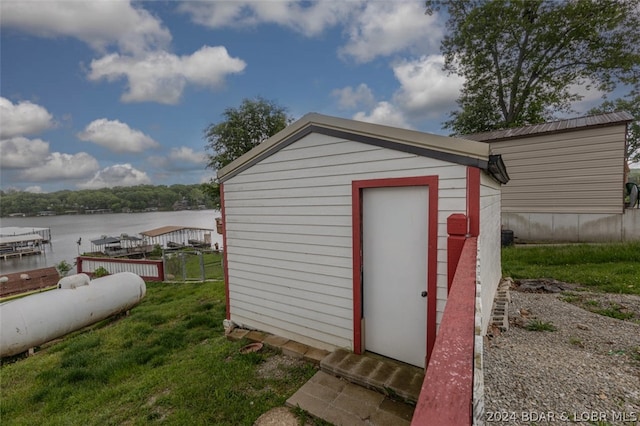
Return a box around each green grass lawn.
[0,281,317,425]
[502,242,640,294]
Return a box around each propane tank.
[0,272,146,358]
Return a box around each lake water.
[0,210,223,275]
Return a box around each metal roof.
[217,112,493,182]
[0,227,50,237]
[139,226,214,238]
[90,236,121,246]
[462,111,634,142]
[0,234,44,244]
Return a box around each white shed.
[218,113,508,368]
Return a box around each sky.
[0,0,622,194]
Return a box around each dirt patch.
[512,278,640,323]
[257,353,309,380]
[254,407,299,426]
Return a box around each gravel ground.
[484,284,640,425]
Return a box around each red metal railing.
[411,236,477,426]
[76,256,164,281]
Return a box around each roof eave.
[218,113,491,182]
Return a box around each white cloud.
[20,152,100,181]
[148,147,208,172]
[353,101,412,129]
[566,80,607,115]
[180,1,439,63]
[0,0,171,55]
[340,55,461,130]
[0,97,55,138]
[169,147,207,164]
[0,137,50,168]
[338,2,442,63]
[88,46,246,104]
[78,119,159,153]
[78,164,151,189]
[332,84,375,110]
[178,1,359,37]
[25,186,44,194]
[392,55,464,118]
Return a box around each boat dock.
[0,229,48,261]
[140,226,215,249]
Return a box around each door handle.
[421,291,427,298]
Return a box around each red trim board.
[466,167,480,236]
[351,176,439,363]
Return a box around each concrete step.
[286,371,414,426]
[320,348,424,405]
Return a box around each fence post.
[447,213,468,292]
[199,252,205,281]
[181,252,186,281]
[158,257,165,282]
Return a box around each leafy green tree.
[203,97,292,209]
[588,94,639,166]
[204,97,292,172]
[201,181,220,209]
[426,0,640,135]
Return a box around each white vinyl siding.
[491,125,626,214]
[224,133,468,350]
[478,173,502,334]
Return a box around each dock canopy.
[139,226,214,248]
[90,236,121,246]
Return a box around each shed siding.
[478,172,502,335]
[224,133,468,350]
[490,125,626,214]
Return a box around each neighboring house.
[464,112,639,242]
[217,113,508,368]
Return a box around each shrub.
[93,267,109,278]
[55,260,73,277]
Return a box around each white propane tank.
[0,272,146,358]
[58,273,90,289]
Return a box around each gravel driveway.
[484,283,640,425]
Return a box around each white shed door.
[362,186,428,368]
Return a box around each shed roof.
[462,111,634,143]
[217,113,498,183]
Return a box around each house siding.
[478,172,502,335]
[223,132,468,350]
[490,125,627,214]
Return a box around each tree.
[204,97,293,172]
[426,0,640,135]
[203,97,292,208]
[588,93,640,166]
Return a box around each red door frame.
[351,176,439,365]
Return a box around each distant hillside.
[0,184,218,217]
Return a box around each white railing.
[77,256,164,281]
